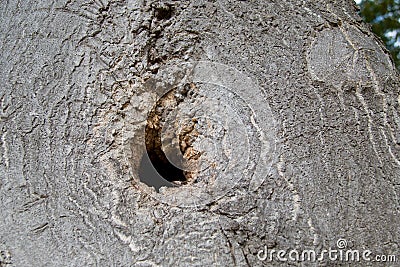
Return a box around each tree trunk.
[1,0,399,266]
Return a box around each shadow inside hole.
[154,5,174,20]
[138,152,183,192]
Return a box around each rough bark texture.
[1,0,399,266]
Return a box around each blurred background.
[355,0,400,69]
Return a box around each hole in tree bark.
[154,5,174,20]
[138,84,200,190]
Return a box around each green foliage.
[358,0,400,68]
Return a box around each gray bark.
[1,0,399,266]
